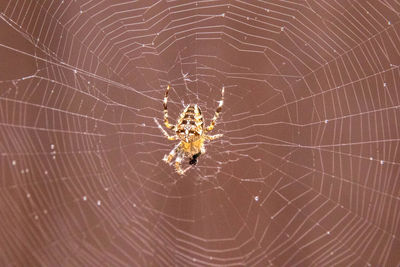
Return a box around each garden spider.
[155,85,224,175]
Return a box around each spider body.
[155,85,224,175]
[176,104,204,143]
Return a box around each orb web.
[0,0,399,266]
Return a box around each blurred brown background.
[0,0,399,266]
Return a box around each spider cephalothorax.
[155,85,224,175]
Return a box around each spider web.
[1,0,399,266]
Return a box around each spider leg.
[154,118,177,140]
[163,142,181,164]
[200,145,206,154]
[163,85,175,130]
[205,86,224,132]
[173,152,192,175]
[205,134,223,141]
[174,154,186,175]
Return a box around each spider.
[155,85,224,175]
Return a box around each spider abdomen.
[176,104,204,142]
